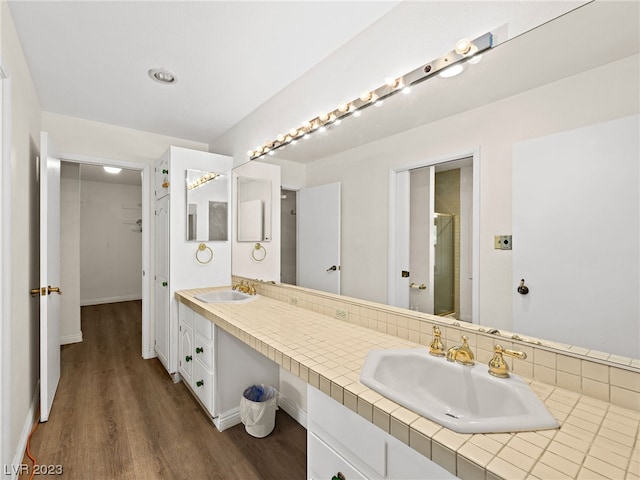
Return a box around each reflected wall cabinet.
[153,147,233,376]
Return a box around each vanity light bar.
[248,32,493,161]
[187,172,219,191]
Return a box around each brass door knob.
[47,286,62,295]
[30,288,42,297]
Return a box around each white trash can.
[239,384,278,438]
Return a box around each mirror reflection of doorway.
[407,157,472,321]
[281,189,297,285]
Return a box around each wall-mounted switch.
[494,235,512,250]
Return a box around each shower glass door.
[433,213,455,316]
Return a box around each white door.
[298,183,341,294]
[154,195,170,369]
[39,132,62,422]
[409,167,435,313]
[513,115,639,358]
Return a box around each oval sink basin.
[360,349,559,434]
[194,290,258,304]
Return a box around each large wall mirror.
[185,169,229,242]
[236,177,272,242]
[259,1,640,367]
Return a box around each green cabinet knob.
[162,281,168,287]
[185,355,192,362]
[196,347,204,354]
[196,380,204,387]
[162,169,168,174]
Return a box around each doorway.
[280,189,297,285]
[389,151,479,323]
[57,153,151,358]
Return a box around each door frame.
[388,147,480,323]
[58,153,152,359]
[0,63,11,474]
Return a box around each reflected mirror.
[237,177,272,242]
[262,1,639,366]
[185,169,229,242]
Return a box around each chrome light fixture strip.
[249,32,493,160]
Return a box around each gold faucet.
[446,335,475,366]
[488,344,527,378]
[429,325,445,357]
[232,280,257,295]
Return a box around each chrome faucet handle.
[429,325,445,357]
[488,344,527,378]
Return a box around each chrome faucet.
[446,335,475,366]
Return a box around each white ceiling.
[8,1,399,145]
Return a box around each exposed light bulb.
[338,102,349,113]
[359,91,372,102]
[290,128,298,137]
[454,38,472,55]
[385,77,399,88]
[319,113,329,123]
[276,134,285,143]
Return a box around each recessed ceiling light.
[104,166,122,174]
[148,68,178,85]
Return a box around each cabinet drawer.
[194,333,214,370]
[308,433,367,480]
[308,386,386,477]
[194,311,214,340]
[192,360,214,414]
[179,302,194,327]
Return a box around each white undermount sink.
[194,289,258,304]
[360,349,559,434]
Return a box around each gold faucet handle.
[488,345,527,378]
[429,325,445,357]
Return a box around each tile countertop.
[176,288,640,480]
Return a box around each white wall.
[80,179,142,305]
[1,1,42,473]
[60,164,81,344]
[301,54,639,331]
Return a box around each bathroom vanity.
[177,300,278,431]
[175,286,640,480]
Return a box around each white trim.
[80,294,142,306]
[279,396,307,429]
[213,407,242,432]
[0,64,12,478]
[388,148,481,323]
[56,153,152,360]
[60,333,83,346]
[9,381,39,480]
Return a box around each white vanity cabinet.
[178,301,279,432]
[153,147,232,376]
[308,386,455,480]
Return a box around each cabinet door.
[154,196,170,369]
[308,433,367,480]
[179,323,194,384]
[155,156,170,199]
[192,359,214,414]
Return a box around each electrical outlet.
[335,309,348,320]
[289,297,298,306]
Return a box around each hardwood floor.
[21,301,307,479]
